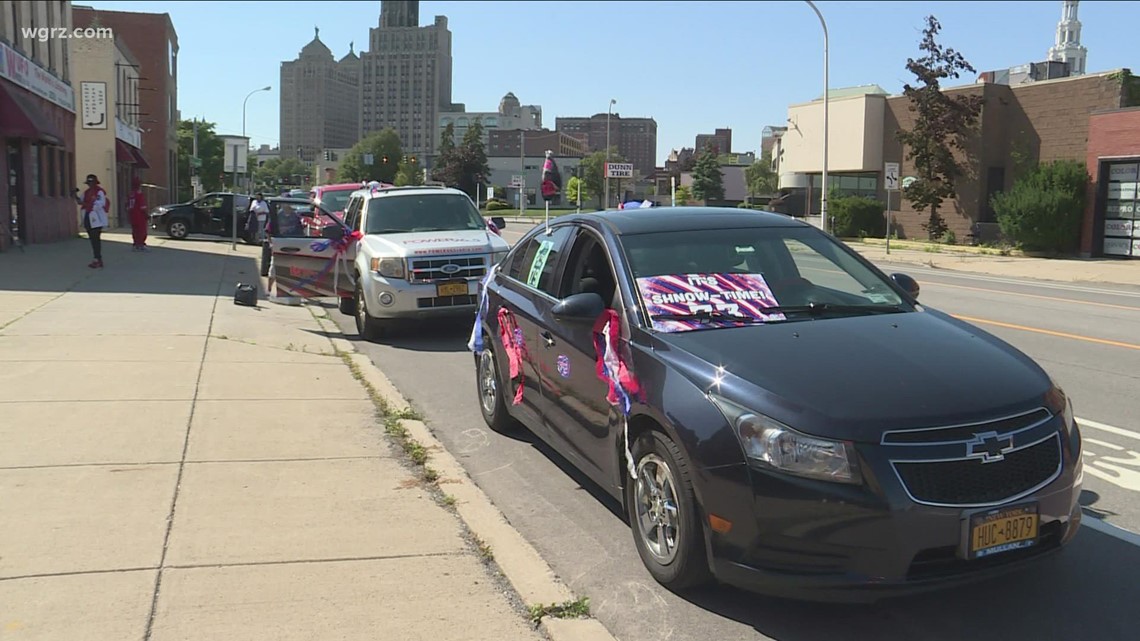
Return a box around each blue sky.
[86,1,1139,164]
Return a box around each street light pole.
[804,1,829,233]
[242,85,271,191]
[604,98,616,209]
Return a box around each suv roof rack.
[369,184,451,195]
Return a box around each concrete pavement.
[0,232,560,640]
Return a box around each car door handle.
[279,247,300,253]
[541,331,556,347]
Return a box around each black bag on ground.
[233,282,258,307]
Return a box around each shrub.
[485,201,510,212]
[992,160,1087,254]
[829,195,886,238]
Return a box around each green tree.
[339,128,402,183]
[395,159,424,186]
[580,147,625,208]
[431,119,489,198]
[565,175,590,206]
[992,159,1087,254]
[691,147,725,203]
[175,119,225,202]
[896,15,983,240]
[744,152,778,198]
[674,185,693,205]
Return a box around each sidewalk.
[0,232,547,640]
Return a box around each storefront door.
[1101,160,1140,258]
[6,141,25,245]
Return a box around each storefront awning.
[115,139,134,163]
[128,145,150,169]
[0,81,64,145]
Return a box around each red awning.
[115,139,134,163]
[128,145,150,169]
[0,81,64,145]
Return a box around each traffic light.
[323,150,331,161]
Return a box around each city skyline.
[83,0,1140,165]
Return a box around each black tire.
[353,279,386,342]
[475,345,520,434]
[167,218,190,240]
[338,296,356,316]
[625,430,712,591]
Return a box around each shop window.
[30,145,40,197]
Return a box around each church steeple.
[1047,0,1087,76]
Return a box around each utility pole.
[519,130,526,216]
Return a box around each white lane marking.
[1079,513,1140,546]
[1078,418,1140,442]
[894,265,1140,299]
[1085,437,1126,451]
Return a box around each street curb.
[314,309,618,641]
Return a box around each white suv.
[339,186,510,339]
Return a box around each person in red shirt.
[128,177,149,251]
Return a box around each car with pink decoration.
[467,207,1082,603]
[269,185,510,340]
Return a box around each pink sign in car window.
[636,273,786,332]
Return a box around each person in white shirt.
[248,193,270,242]
[76,174,109,269]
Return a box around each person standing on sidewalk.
[247,193,270,243]
[76,174,109,269]
[127,177,149,251]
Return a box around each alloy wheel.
[478,350,499,415]
[635,453,682,564]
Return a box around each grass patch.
[474,535,494,561]
[528,597,590,624]
[442,494,457,507]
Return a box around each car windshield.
[320,189,354,212]
[621,226,908,332]
[365,193,486,234]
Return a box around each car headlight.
[370,257,405,279]
[491,251,509,266]
[709,394,861,484]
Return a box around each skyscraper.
[1047,0,1087,76]
[360,1,456,160]
[280,29,361,162]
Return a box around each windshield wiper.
[763,302,905,317]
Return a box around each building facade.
[486,155,583,209]
[280,30,360,164]
[360,0,455,160]
[555,113,658,178]
[439,92,540,154]
[0,0,78,250]
[71,31,146,227]
[487,129,586,159]
[73,6,178,207]
[695,128,732,155]
[1085,107,1140,257]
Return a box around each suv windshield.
[622,226,908,331]
[320,189,354,212]
[365,193,486,234]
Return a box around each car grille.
[893,435,1062,506]
[407,255,486,283]
[882,408,1051,444]
[417,294,478,309]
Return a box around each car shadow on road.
[679,521,1137,641]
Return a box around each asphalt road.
[328,225,1140,641]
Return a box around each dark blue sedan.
[469,207,1083,602]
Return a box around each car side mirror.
[491,216,506,229]
[552,292,605,322]
[322,225,345,240]
[891,273,920,299]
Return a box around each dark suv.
[149,192,255,243]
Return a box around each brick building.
[486,129,586,159]
[695,127,732,156]
[1,1,78,251]
[779,70,1139,252]
[1085,107,1140,257]
[73,6,179,205]
[555,113,657,177]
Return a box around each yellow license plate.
[437,281,468,297]
[969,504,1038,558]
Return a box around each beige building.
[70,31,144,227]
[280,29,360,164]
[360,0,455,159]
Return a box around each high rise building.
[555,113,658,177]
[360,0,456,160]
[695,128,732,155]
[280,29,360,163]
[1047,0,1087,76]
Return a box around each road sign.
[902,176,917,189]
[190,156,202,168]
[364,153,374,165]
[605,162,634,179]
[510,174,526,188]
[884,162,900,191]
